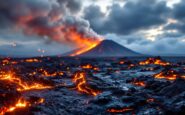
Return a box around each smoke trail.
[0,0,101,48]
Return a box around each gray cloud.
[123,36,185,56]
[164,0,185,34]
[84,0,170,35]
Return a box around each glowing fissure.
[38,68,64,77]
[107,108,133,113]
[154,70,178,81]
[0,73,52,92]
[132,81,146,87]
[0,98,29,114]
[0,97,45,114]
[72,72,100,96]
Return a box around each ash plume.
[0,0,101,48]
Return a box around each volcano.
[64,40,143,57]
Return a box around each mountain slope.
[63,40,143,57]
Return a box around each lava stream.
[0,73,52,91]
[107,108,133,113]
[154,70,179,81]
[69,31,103,56]
[132,81,146,87]
[0,98,29,115]
[72,72,100,96]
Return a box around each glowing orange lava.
[70,42,100,56]
[107,108,133,113]
[181,75,185,79]
[147,98,155,103]
[154,70,178,81]
[81,64,93,69]
[0,97,45,114]
[38,68,64,77]
[25,59,41,63]
[139,58,170,66]
[68,29,102,56]
[119,61,125,64]
[72,72,100,96]
[0,73,52,92]
[0,98,29,114]
[132,81,146,87]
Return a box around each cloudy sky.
[0,0,185,57]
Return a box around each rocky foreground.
[0,57,185,115]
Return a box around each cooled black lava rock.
[159,78,185,97]
[0,81,21,107]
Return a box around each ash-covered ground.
[0,57,185,115]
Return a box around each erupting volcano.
[69,37,102,56]
[64,40,142,57]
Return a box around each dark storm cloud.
[84,0,170,35]
[0,0,84,30]
[161,31,183,38]
[83,5,105,33]
[173,0,185,20]
[57,0,82,13]
[0,0,52,28]
[164,0,185,34]
[125,36,185,56]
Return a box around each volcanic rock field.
[0,57,185,115]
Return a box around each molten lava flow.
[107,108,133,113]
[72,72,100,96]
[1,59,19,66]
[0,97,45,114]
[181,75,185,79]
[42,70,57,77]
[119,61,125,64]
[36,98,45,104]
[154,70,179,81]
[132,81,146,87]
[2,59,10,65]
[139,58,170,66]
[25,58,41,63]
[0,98,29,114]
[147,98,155,103]
[38,68,64,77]
[70,43,99,56]
[93,67,100,71]
[0,73,52,91]
[67,28,102,56]
[81,64,93,69]
[17,83,52,92]
[7,98,28,112]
